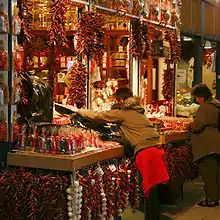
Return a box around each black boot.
[144,185,160,220]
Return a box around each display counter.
[8,131,191,172]
[3,130,197,220]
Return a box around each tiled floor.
[123,178,220,220]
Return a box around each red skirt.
[135,146,170,198]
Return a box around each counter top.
[8,146,124,172]
[160,131,190,144]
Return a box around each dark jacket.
[191,99,220,161]
[78,96,160,156]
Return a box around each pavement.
[123,178,220,220]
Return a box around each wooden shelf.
[105,30,130,36]
[8,146,124,171]
[28,67,67,72]
[176,112,190,118]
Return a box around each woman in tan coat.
[68,88,169,220]
[190,84,220,207]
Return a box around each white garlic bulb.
[67,195,73,201]
[74,181,80,187]
[68,212,73,217]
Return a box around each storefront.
[0,0,199,219]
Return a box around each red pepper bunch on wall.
[162,67,175,101]
[66,60,88,108]
[75,11,105,65]
[164,30,181,64]
[48,0,69,48]
[0,168,70,219]
[162,31,181,101]
[17,0,33,45]
[203,48,216,66]
[130,19,143,58]
[130,19,149,59]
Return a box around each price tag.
[57,72,65,83]
[109,164,116,172]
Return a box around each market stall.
[0,0,200,219]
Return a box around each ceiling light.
[204,41,212,49]
[183,37,192,41]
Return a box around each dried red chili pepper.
[17,0,33,45]
[162,67,175,101]
[164,31,181,64]
[48,0,69,49]
[75,11,105,65]
[130,19,150,59]
[66,60,88,108]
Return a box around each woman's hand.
[66,105,79,113]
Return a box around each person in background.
[190,83,220,207]
[68,88,170,220]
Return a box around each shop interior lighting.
[204,41,212,49]
[183,37,192,41]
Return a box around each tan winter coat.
[191,99,220,161]
[78,96,160,156]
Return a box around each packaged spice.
[0,3,8,33]
[0,40,7,70]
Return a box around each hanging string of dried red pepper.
[130,19,149,59]
[162,31,181,101]
[164,30,181,65]
[75,11,105,65]
[47,0,69,91]
[17,0,33,46]
[162,66,175,101]
[130,19,143,58]
[142,23,150,57]
[48,0,69,48]
[66,60,88,108]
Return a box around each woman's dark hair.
[113,87,133,101]
[191,83,212,101]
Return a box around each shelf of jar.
[102,67,127,71]
[27,67,68,72]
